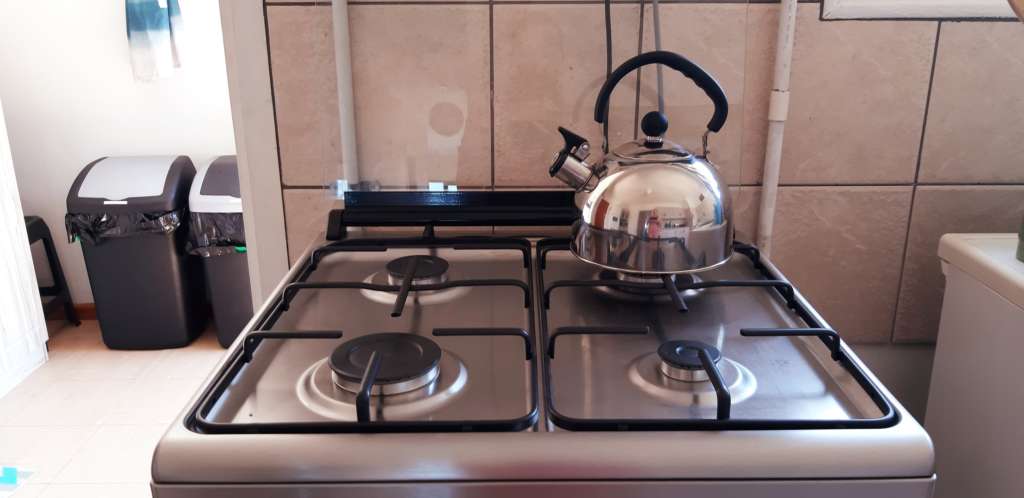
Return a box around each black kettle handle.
[593,50,729,133]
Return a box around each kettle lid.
[607,110,695,164]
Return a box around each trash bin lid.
[67,156,195,213]
[190,156,242,214]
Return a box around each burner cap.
[329,333,442,394]
[611,271,697,286]
[657,340,721,370]
[594,270,703,302]
[386,255,449,283]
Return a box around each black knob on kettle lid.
[641,111,669,138]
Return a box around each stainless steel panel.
[152,238,935,485]
[206,246,535,424]
[542,251,882,423]
[153,476,936,498]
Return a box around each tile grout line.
[45,424,102,487]
[263,2,293,263]
[632,0,645,140]
[888,20,941,344]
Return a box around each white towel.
[126,0,184,81]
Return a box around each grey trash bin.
[188,156,252,347]
[65,156,207,350]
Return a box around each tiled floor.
[0,321,226,498]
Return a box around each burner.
[386,255,449,286]
[593,270,704,303]
[329,333,442,395]
[657,340,722,382]
[616,272,693,285]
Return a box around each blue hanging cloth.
[125,0,184,81]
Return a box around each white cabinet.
[927,233,1024,498]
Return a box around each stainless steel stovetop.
[152,224,934,498]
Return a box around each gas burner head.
[657,340,722,383]
[386,255,449,286]
[593,270,704,303]
[615,271,693,285]
[329,333,442,395]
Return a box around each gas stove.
[152,191,934,497]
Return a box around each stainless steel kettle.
[548,51,732,275]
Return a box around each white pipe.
[331,0,360,185]
[756,0,799,256]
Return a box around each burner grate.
[537,238,899,431]
[187,226,541,434]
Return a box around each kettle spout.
[549,127,598,191]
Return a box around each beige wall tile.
[267,6,342,187]
[771,186,913,343]
[634,4,754,185]
[730,186,761,244]
[493,4,642,187]
[740,4,780,186]
[919,22,1024,184]
[781,7,935,184]
[893,186,1024,343]
[283,188,339,264]
[350,5,491,189]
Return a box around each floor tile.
[0,379,133,426]
[101,377,200,426]
[38,483,151,498]
[35,347,166,383]
[54,425,167,484]
[138,341,226,384]
[6,484,47,498]
[0,427,96,484]
[0,322,219,494]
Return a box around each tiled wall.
[264,1,1024,344]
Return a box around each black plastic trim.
[327,191,578,240]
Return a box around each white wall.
[0,0,235,303]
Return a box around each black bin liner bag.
[65,210,183,246]
[186,212,245,257]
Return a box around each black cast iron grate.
[537,238,900,431]
[186,225,540,434]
